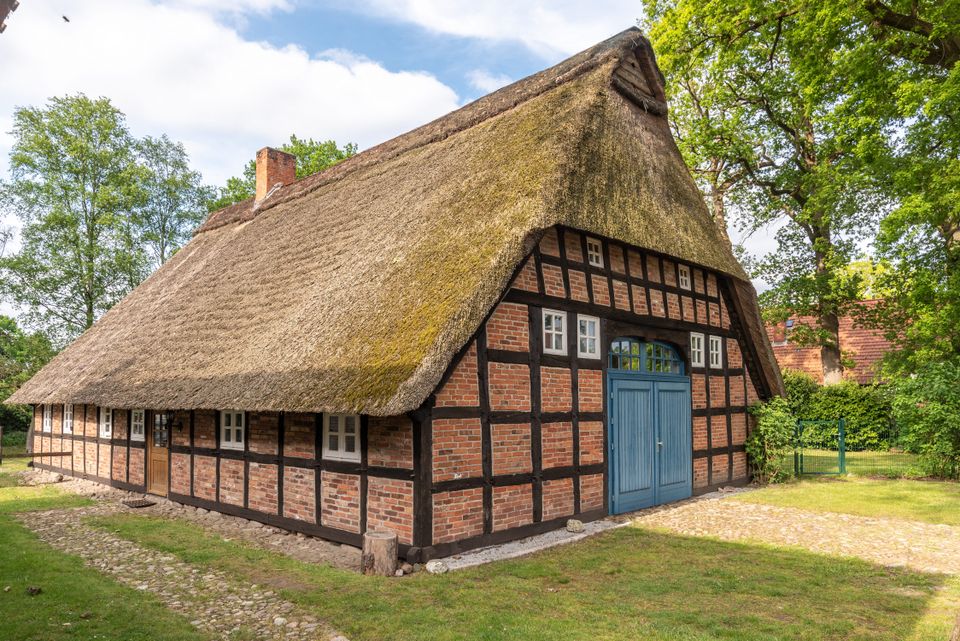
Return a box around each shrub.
[802,382,893,451]
[746,397,796,483]
[1,429,27,449]
[782,369,893,451]
[782,369,819,417]
[891,359,960,479]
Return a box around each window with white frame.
[130,409,145,442]
[678,264,691,290]
[542,309,567,355]
[63,404,73,434]
[577,315,600,359]
[690,333,705,368]
[219,410,245,450]
[586,237,603,267]
[42,404,52,432]
[709,335,723,369]
[99,408,113,438]
[323,413,360,462]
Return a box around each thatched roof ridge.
[9,27,783,413]
[198,28,649,235]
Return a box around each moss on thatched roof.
[9,27,783,414]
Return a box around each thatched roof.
[9,27,784,414]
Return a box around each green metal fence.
[795,419,845,475]
[794,418,920,477]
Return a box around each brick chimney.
[255,147,296,203]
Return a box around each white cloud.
[466,69,512,94]
[0,0,461,187]
[353,0,643,58]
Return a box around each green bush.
[891,359,960,479]
[782,370,893,451]
[1,430,26,449]
[782,369,819,417]
[746,397,796,483]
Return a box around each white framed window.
[542,309,567,356]
[63,404,74,435]
[219,410,245,450]
[678,264,691,290]
[586,237,603,267]
[99,408,113,438]
[130,409,145,442]
[690,333,705,368]
[42,404,52,432]
[709,335,723,369]
[323,413,360,462]
[577,314,600,359]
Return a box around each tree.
[0,94,148,345]
[850,1,960,373]
[207,135,357,210]
[136,135,211,267]
[0,316,55,432]
[644,1,899,384]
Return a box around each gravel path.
[18,504,347,641]
[633,495,960,575]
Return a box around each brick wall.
[491,423,532,475]
[433,488,484,544]
[366,478,414,544]
[492,484,533,531]
[368,416,413,468]
[435,343,479,407]
[219,459,245,507]
[320,471,360,533]
[283,467,315,522]
[433,418,482,482]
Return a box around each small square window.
[131,409,145,442]
[63,404,73,435]
[709,335,723,369]
[99,408,113,439]
[42,405,52,433]
[586,238,603,268]
[323,413,360,462]
[219,410,245,450]
[577,315,600,359]
[678,265,691,290]
[690,333,705,368]
[542,309,567,356]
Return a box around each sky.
[0,0,778,293]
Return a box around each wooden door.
[146,412,170,495]
[654,380,693,505]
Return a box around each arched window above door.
[608,338,684,375]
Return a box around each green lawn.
[733,477,960,526]
[0,458,209,641]
[89,512,960,641]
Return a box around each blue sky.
[0,0,777,294]
[243,4,545,101]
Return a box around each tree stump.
[361,531,398,576]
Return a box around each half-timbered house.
[9,28,783,561]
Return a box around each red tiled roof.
[765,300,891,384]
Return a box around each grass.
[793,449,920,477]
[733,476,960,526]
[0,453,208,641]
[89,512,960,641]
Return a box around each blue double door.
[608,375,692,513]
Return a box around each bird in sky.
[62,15,69,23]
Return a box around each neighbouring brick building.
[11,28,782,561]
[766,301,891,384]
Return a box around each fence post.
[794,420,801,476]
[838,418,847,474]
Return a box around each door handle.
[657,441,663,450]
